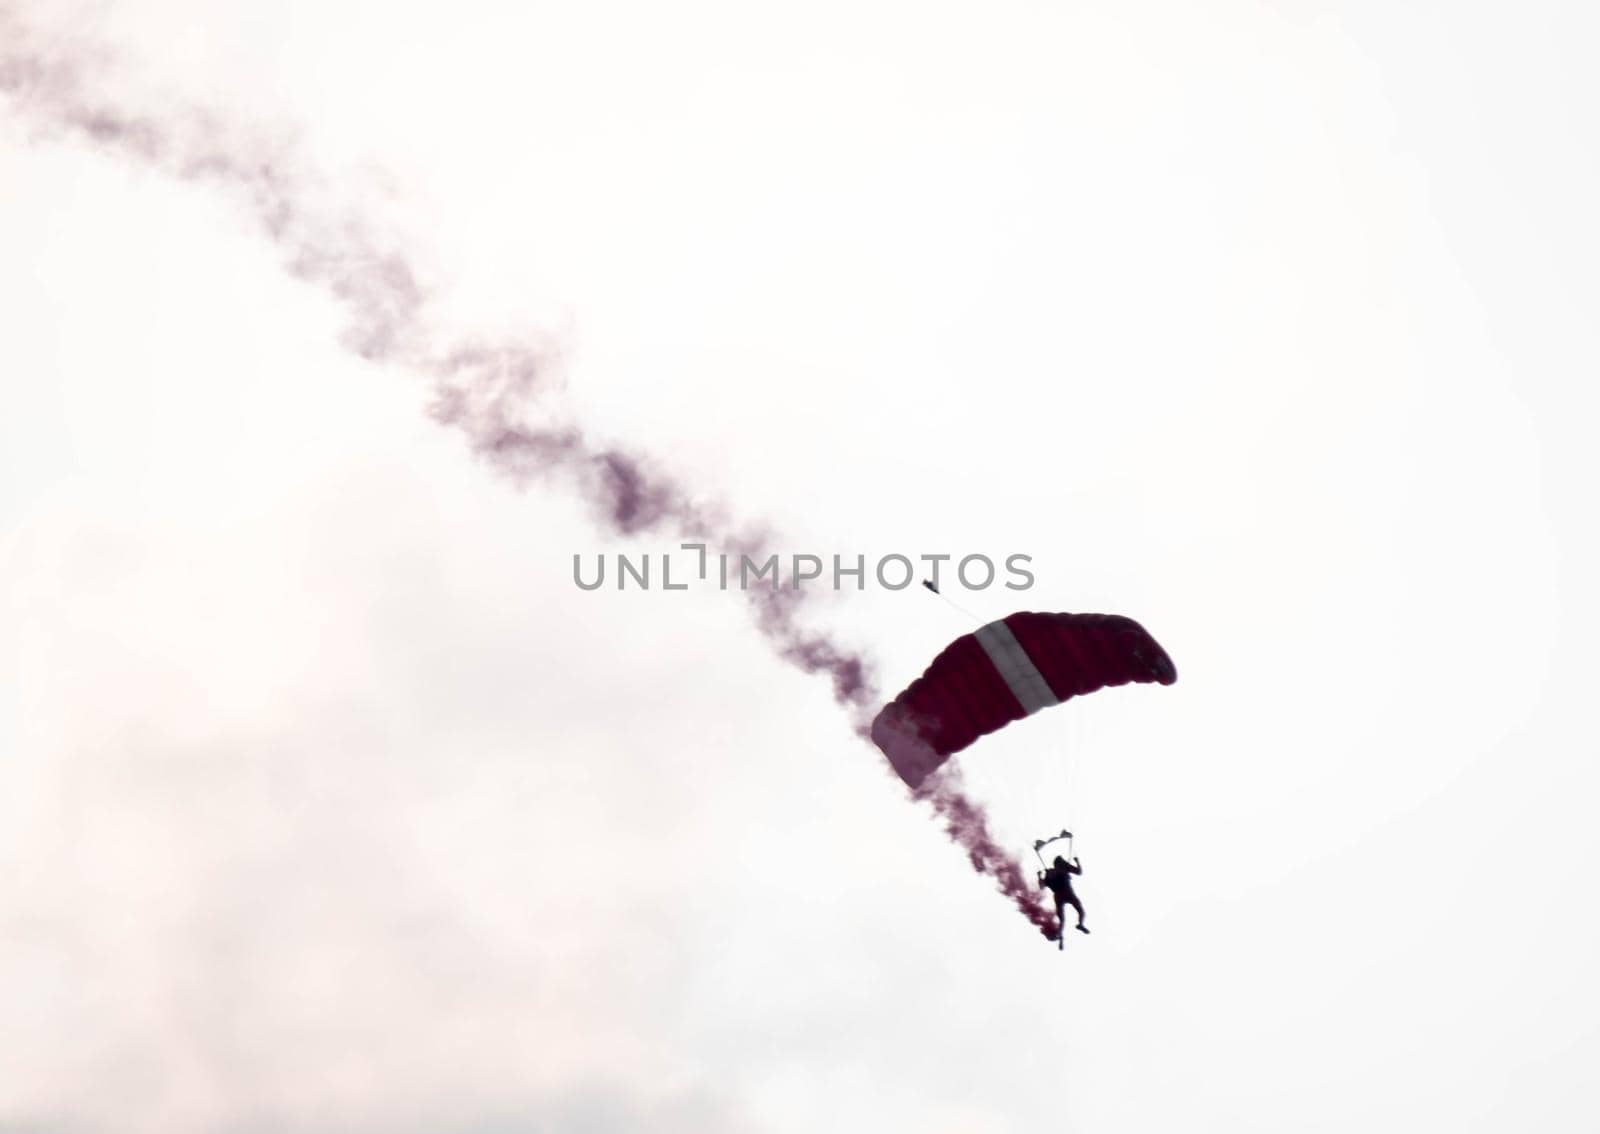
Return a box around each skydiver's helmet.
[1053,856,1068,869]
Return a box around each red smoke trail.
[1,5,1041,939]
[917,768,1061,941]
[0,6,873,715]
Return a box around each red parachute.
[871,612,1176,789]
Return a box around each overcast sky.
[3,1,1598,1131]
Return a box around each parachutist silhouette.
[868,612,1174,937]
[1038,855,1089,945]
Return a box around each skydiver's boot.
[1076,923,1091,934]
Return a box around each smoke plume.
[1,4,1044,940]
[917,768,1060,940]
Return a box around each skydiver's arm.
[1067,858,1082,875]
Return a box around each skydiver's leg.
[1054,898,1067,943]
[1067,895,1089,934]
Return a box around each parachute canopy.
[871,612,1176,789]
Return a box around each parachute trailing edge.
[870,612,1176,790]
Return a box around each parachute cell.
[871,612,1176,789]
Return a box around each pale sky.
[2,1,1598,1131]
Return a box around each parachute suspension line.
[1075,699,1098,854]
[1068,707,1082,849]
[1054,702,1088,857]
[1057,712,1074,855]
